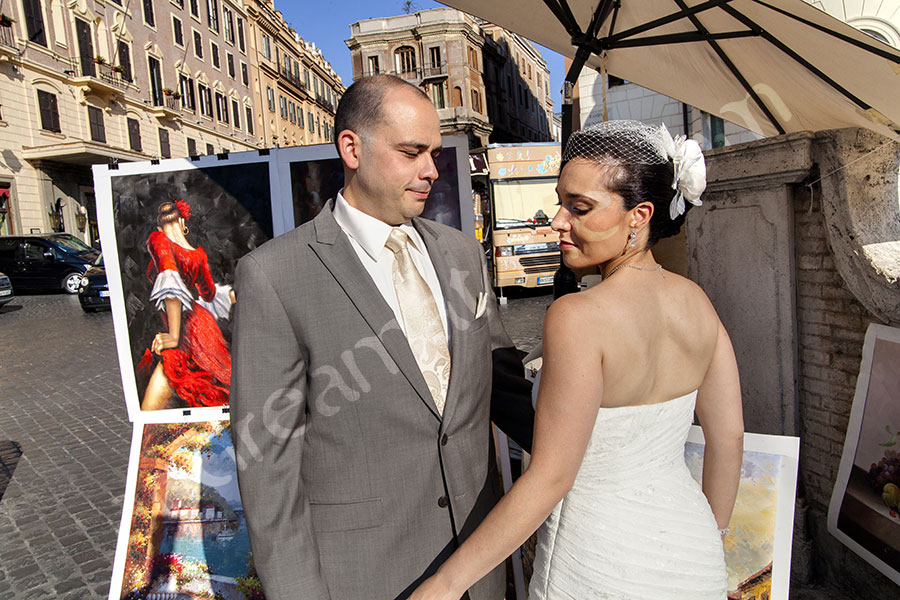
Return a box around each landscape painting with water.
[115,421,264,600]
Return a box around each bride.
[411,121,744,599]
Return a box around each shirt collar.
[334,190,426,260]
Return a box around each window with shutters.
[298,106,304,128]
[289,101,295,124]
[279,95,287,119]
[207,0,219,32]
[190,0,199,18]
[198,84,212,117]
[308,112,314,130]
[88,106,106,143]
[37,90,60,133]
[180,74,196,110]
[193,30,203,59]
[215,92,228,122]
[23,0,47,46]
[127,118,142,151]
[245,106,254,135]
[241,62,248,86]
[143,0,155,27]
[266,86,275,112]
[159,128,170,158]
[223,6,234,43]
[430,83,445,109]
[367,55,379,76]
[173,17,184,47]
[394,47,416,75]
[232,99,240,129]
[237,17,246,52]
[206,143,214,155]
[227,53,234,78]
[261,34,271,60]
[117,41,133,82]
[148,56,163,106]
[211,42,220,69]
[187,137,197,156]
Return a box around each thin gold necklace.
[605,263,663,279]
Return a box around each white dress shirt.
[332,191,450,339]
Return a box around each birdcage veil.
[562,120,706,219]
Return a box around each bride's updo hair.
[562,120,691,248]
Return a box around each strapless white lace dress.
[529,391,726,599]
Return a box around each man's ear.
[630,201,654,228]
[337,129,362,170]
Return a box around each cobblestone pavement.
[0,290,853,599]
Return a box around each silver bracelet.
[718,527,730,536]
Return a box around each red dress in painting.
[141,231,232,407]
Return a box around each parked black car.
[78,254,110,312]
[0,271,13,306]
[0,233,100,294]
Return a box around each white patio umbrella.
[439,0,900,142]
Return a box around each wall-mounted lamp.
[63,69,76,76]
[75,212,87,232]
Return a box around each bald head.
[333,75,430,154]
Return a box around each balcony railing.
[69,58,128,91]
[0,26,17,50]
[315,94,335,112]
[422,63,447,79]
[358,64,447,82]
[279,67,307,93]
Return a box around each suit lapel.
[310,202,441,419]
[414,219,477,429]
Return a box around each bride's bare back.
[578,267,719,408]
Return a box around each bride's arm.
[411,295,605,600]
[695,320,743,530]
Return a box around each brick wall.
[794,185,894,594]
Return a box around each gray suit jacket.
[231,201,534,600]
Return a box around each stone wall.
[794,181,895,597]
[691,129,900,597]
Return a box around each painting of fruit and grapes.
[833,332,900,577]
[113,421,265,600]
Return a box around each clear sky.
[277,0,565,113]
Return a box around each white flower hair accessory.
[660,125,706,219]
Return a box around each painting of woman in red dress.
[139,200,234,410]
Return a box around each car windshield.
[53,235,94,254]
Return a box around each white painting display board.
[686,426,800,600]
[93,138,474,423]
[828,323,900,584]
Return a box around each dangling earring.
[628,229,637,248]
[182,225,190,235]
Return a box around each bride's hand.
[408,572,462,600]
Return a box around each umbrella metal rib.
[720,3,873,113]
[607,0,733,43]
[752,0,900,63]
[670,0,787,134]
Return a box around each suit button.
[441,434,448,446]
[438,496,449,508]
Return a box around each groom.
[231,75,534,600]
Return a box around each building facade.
[245,0,343,149]
[346,8,553,148]
[0,0,341,247]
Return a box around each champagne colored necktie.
[385,228,451,415]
